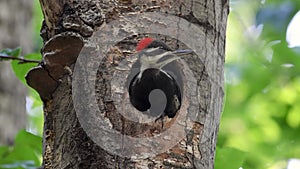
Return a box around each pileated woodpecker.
[127,38,192,126]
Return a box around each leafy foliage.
[216,0,300,168]
[0,48,22,59]
[32,0,43,51]
[0,130,42,169]
[0,0,44,168]
[0,48,41,85]
[215,147,246,169]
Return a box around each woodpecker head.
[134,38,192,80]
[136,38,172,52]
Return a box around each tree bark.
[28,0,229,168]
[0,0,32,145]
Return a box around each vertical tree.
[0,0,33,145]
[27,0,229,168]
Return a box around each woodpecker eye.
[145,40,172,51]
[136,38,173,52]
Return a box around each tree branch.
[0,54,41,64]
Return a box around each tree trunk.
[0,0,32,145]
[27,0,228,168]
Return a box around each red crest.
[136,38,154,51]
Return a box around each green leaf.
[0,48,22,57]
[9,48,22,57]
[29,89,43,108]
[33,0,43,50]
[0,160,36,169]
[0,48,22,62]
[14,130,42,155]
[0,146,9,158]
[11,53,41,84]
[0,130,42,167]
[0,145,38,165]
[215,147,246,169]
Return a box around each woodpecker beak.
[172,49,194,55]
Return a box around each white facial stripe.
[140,51,173,68]
[137,48,181,81]
[156,56,180,69]
[145,47,161,53]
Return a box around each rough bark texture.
[0,0,32,145]
[29,0,228,168]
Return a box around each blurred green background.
[0,0,300,168]
[216,0,300,169]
